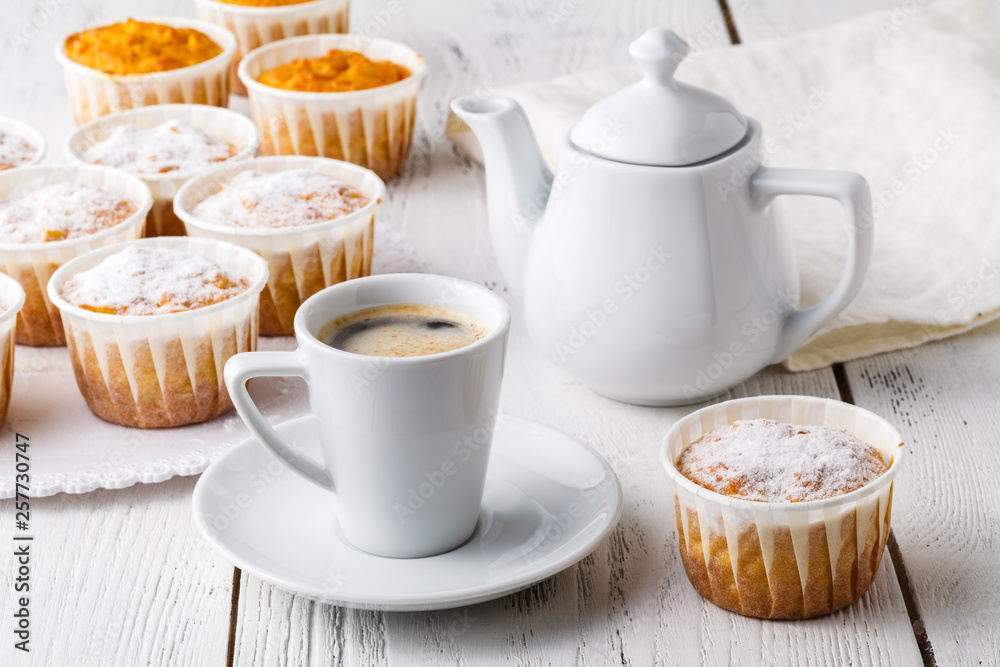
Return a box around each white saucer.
[192,414,623,611]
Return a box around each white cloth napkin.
[447,0,1000,371]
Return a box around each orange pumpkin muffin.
[663,403,904,621]
[194,0,350,96]
[257,49,410,93]
[238,35,424,180]
[64,19,222,75]
[56,18,235,125]
[49,239,268,428]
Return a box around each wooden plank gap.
[887,531,937,667]
[226,567,242,667]
[832,363,854,404]
[715,0,742,44]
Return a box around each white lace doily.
[0,224,426,498]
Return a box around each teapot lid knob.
[629,29,689,87]
[569,27,748,167]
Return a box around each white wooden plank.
[1,3,247,666]
[235,337,920,666]
[728,3,1000,665]
[0,477,233,666]
[0,0,938,663]
[846,320,1000,666]
[231,0,923,664]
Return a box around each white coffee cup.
[224,273,511,559]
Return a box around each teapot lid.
[569,29,747,167]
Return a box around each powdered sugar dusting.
[82,120,236,174]
[60,245,250,316]
[677,418,888,502]
[0,129,36,170]
[0,181,135,243]
[192,169,369,228]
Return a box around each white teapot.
[450,28,873,405]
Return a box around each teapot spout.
[451,96,552,294]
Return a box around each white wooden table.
[2,0,998,665]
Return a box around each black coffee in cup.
[320,304,489,357]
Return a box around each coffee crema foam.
[320,304,489,357]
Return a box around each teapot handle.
[750,167,874,364]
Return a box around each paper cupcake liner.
[47,237,268,428]
[194,0,350,97]
[65,104,261,237]
[238,34,425,180]
[55,17,237,126]
[0,117,46,170]
[174,155,383,335]
[0,165,153,346]
[0,274,26,426]
[660,396,906,620]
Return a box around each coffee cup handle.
[750,167,874,363]
[224,351,334,491]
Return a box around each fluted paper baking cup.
[174,155,382,335]
[0,165,152,346]
[47,237,268,428]
[238,34,425,180]
[65,104,260,237]
[194,0,350,96]
[660,395,905,620]
[55,17,237,125]
[0,273,26,426]
[0,117,46,169]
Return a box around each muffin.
[238,34,425,180]
[660,396,905,620]
[175,155,382,335]
[0,118,46,171]
[194,0,350,96]
[47,237,268,428]
[0,274,26,427]
[0,165,151,346]
[55,18,237,125]
[66,104,260,236]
